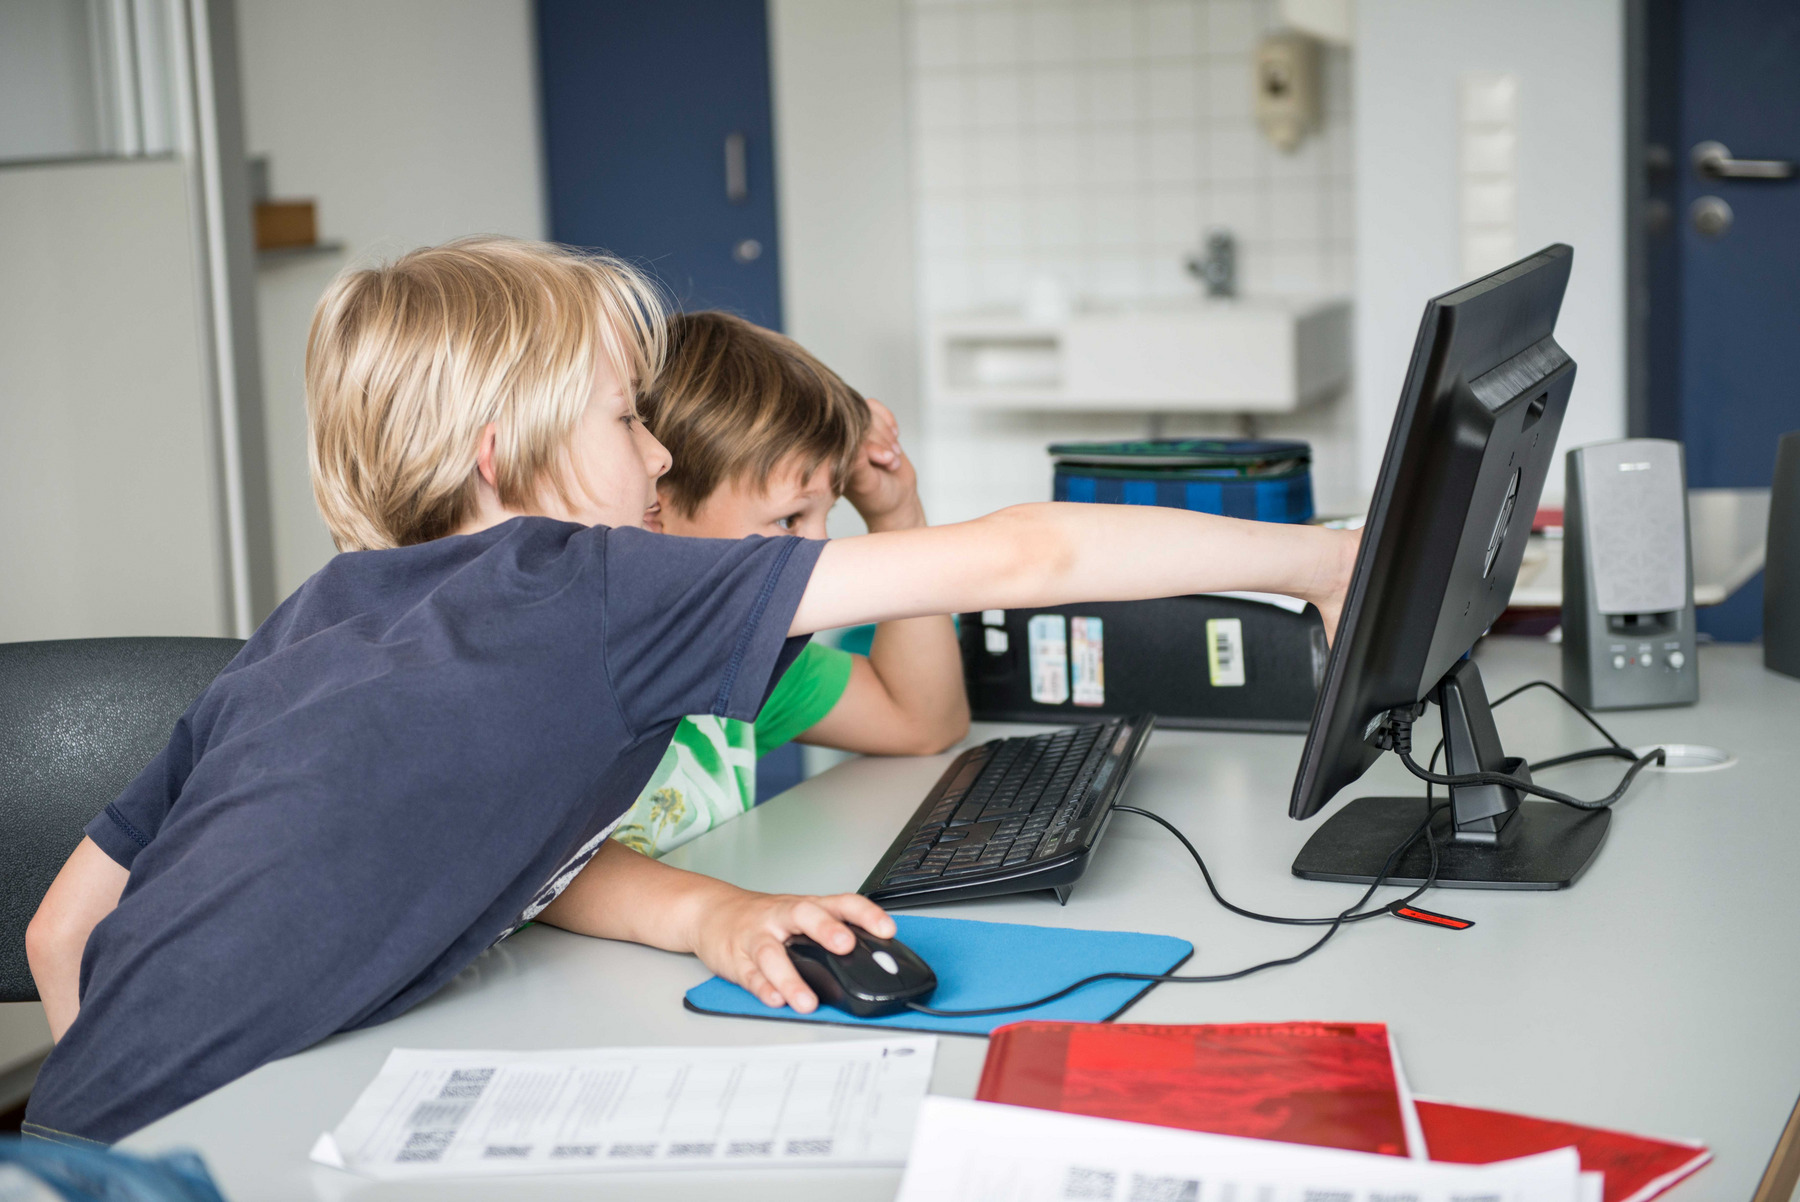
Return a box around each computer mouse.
[784,926,937,1017]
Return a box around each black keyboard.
[860,715,1155,908]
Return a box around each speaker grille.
[1579,439,1688,615]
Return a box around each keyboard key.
[950,799,986,825]
[882,870,942,885]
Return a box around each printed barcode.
[1064,1165,1118,1199]
[1205,617,1246,688]
[1129,1173,1200,1202]
[784,1137,833,1156]
[728,1140,774,1157]
[396,1130,452,1163]
[406,1099,472,1130]
[439,1068,494,1099]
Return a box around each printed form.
[311,1037,935,1180]
[897,1098,1592,1202]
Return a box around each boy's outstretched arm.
[27,837,129,1041]
[537,840,889,1013]
[801,399,969,756]
[791,503,1358,642]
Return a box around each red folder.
[1417,1099,1711,1202]
[975,1021,1418,1157]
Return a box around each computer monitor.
[1289,244,1606,890]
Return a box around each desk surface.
[124,639,1800,1201]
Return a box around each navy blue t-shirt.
[24,518,823,1145]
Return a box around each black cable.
[1111,805,1435,926]
[1382,694,1663,816]
[1529,746,1643,772]
[1398,744,1663,810]
[904,803,1444,1019]
[1488,679,1630,750]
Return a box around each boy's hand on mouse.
[844,399,926,533]
[690,887,896,1013]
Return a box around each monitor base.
[1292,796,1610,891]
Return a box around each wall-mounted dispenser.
[1254,32,1321,152]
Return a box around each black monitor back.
[1290,245,1577,820]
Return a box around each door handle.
[724,132,748,203]
[1692,140,1795,180]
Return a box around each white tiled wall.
[908,0,1353,315]
[903,0,1362,523]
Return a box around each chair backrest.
[0,637,243,1003]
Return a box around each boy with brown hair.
[26,237,1355,1145]
[613,311,966,857]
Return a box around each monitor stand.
[1291,659,1610,890]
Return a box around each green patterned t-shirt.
[610,642,853,858]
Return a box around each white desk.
[124,639,1800,1201]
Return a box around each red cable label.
[1391,904,1475,931]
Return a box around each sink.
[926,296,1351,412]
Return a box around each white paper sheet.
[312,1038,935,1180]
[1203,590,1309,614]
[895,1097,1583,1202]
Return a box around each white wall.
[0,158,230,642]
[235,0,546,597]
[769,0,919,425]
[1354,0,1626,501]
[769,0,921,537]
[901,0,1363,524]
[0,0,101,161]
[907,0,1353,313]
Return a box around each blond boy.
[613,311,966,857]
[26,238,1354,1145]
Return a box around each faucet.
[1185,230,1237,298]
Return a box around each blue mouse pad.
[683,915,1193,1037]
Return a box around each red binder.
[1417,1099,1711,1202]
[975,1021,1418,1157]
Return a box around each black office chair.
[0,637,243,1003]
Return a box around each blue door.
[1644,0,1800,639]
[537,0,784,330]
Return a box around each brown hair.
[641,311,870,516]
[306,236,666,551]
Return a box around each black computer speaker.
[1766,431,1800,679]
[1562,439,1698,709]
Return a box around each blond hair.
[306,236,666,550]
[642,311,869,516]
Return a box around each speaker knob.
[1667,650,1685,670]
[1612,653,1627,670]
